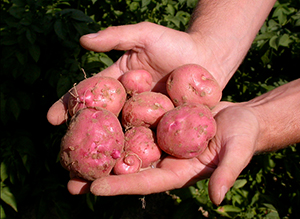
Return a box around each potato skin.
[68,76,126,117]
[156,104,216,159]
[124,126,162,168]
[60,107,124,181]
[122,91,174,129]
[167,64,222,108]
[119,69,153,96]
[113,152,142,175]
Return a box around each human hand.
[67,101,261,205]
[47,22,226,125]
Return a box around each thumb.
[208,136,256,205]
[80,22,154,52]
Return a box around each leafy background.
[0,0,299,218]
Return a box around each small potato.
[167,64,222,108]
[113,152,142,175]
[124,126,161,168]
[122,91,174,129]
[60,107,124,181]
[119,69,153,96]
[156,104,216,159]
[68,76,126,117]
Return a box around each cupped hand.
[47,22,224,126]
[67,101,261,205]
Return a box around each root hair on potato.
[81,68,87,79]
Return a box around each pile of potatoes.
[60,64,222,181]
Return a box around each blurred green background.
[1,0,299,218]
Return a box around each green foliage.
[0,0,299,218]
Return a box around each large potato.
[167,64,222,108]
[68,76,126,117]
[60,107,124,181]
[156,104,216,159]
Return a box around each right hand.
[66,101,261,206]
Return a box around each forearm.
[187,0,276,89]
[246,79,300,153]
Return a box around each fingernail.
[219,186,228,205]
[84,33,99,39]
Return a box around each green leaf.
[295,17,300,26]
[1,37,18,46]
[255,32,276,41]
[279,34,292,47]
[57,76,72,97]
[7,97,20,120]
[71,10,93,23]
[0,205,6,219]
[54,19,67,40]
[168,16,181,28]
[72,21,90,36]
[26,29,36,44]
[15,51,27,65]
[0,162,8,182]
[263,203,277,211]
[217,205,242,213]
[187,0,197,8]
[8,6,25,19]
[268,19,279,31]
[86,193,96,211]
[0,182,18,212]
[23,64,41,84]
[166,4,175,16]
[28,43,40,62]
[130,2,140,12]
[233,179,247,189]
[99,54,113,67]
[261,49,271,66]
[141,0,151,8]
[273,7,287,25]
[269,35,279,50]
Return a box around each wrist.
[243,79,300,153]
[186,0,276,90]
[188,31,243,90]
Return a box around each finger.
[80,22,155,52]
[211,101,235,116]
[47,93,70,125]
[208,137,255,206]
[90,156,206,196]
[68,178,91,195]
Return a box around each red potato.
[68,76,126,117]
[122,91,174,129]
[119,69,153,96]
[167,64,222,108]
[113,152,142,175]
[60,107,124,181]
[156,104,216,159]
[124,126,161,168]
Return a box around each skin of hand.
[67,101,258,206]
[67,79,300,205]
[47,22,224,125]
[67,101,256,205]
[47,0,281,205]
